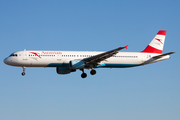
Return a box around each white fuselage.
[4,50,170,68]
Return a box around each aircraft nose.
[4,57,18,66]
[4,57,12,65]
[4,57,9,65]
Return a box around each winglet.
[124,45,128,49]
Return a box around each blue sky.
[0,0,179,120]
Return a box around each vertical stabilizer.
[141,30,166,54]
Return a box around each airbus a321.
[4,30,174,78]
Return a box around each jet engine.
[69,60,85,69]
[56,67,72,74]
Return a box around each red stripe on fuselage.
[141,45,162,54]
[30,52,41,58]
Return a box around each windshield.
[9,53,18,57]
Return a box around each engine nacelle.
[69,60,85,69]
[56,67,71,74]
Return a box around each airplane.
[4,30,174,78]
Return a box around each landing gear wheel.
[22,66,26,76]
[90,69,96,75]
[22,72,25,76]
[81,73,87,78]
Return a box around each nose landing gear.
[21,67,26,76]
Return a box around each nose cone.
[4,57,10,65]
[4,57,19,66]
[4,57,17,66]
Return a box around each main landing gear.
[90,69,96,75]
[81,69,87,78]
[80,69,96,78]
[21,66,26,76]
[81,72,87,78]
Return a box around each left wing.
[83,45,128,66]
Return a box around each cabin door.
[57,54,62,61]
[23,51,28,60]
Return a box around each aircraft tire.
[81,73,87,78]
[90,69,96,75]
[22,72,25,76]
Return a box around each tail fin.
[141,30,166,54]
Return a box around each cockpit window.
[9,54,18,57]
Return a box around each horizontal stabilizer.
[152,52,175,59]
